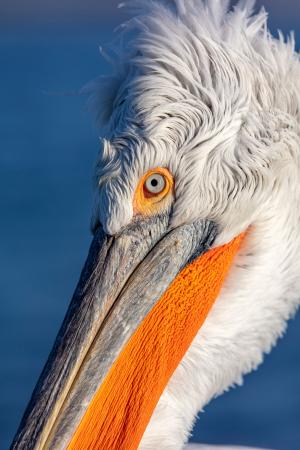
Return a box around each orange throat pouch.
[68,232,245,450]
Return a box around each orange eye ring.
[133,167,174,215]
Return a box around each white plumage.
[83,1,300,448]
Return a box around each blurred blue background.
[0,1,299,449]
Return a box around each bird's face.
[89,55,280,249]
[92,120,272,247]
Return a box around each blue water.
[0,26,299,450]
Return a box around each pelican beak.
[11,215,244,450]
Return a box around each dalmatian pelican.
[11,0,300,449]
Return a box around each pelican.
[11,0,300,449]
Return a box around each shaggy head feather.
[85,0,300,240]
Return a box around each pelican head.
[12,1,300,449]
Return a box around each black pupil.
[151,178,159,187]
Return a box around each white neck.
[140,178,300,450]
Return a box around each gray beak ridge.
[11,215,216,450]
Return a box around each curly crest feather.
[85,0,300,243]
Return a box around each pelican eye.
[144,173,166,195]
[133,167,174,215]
